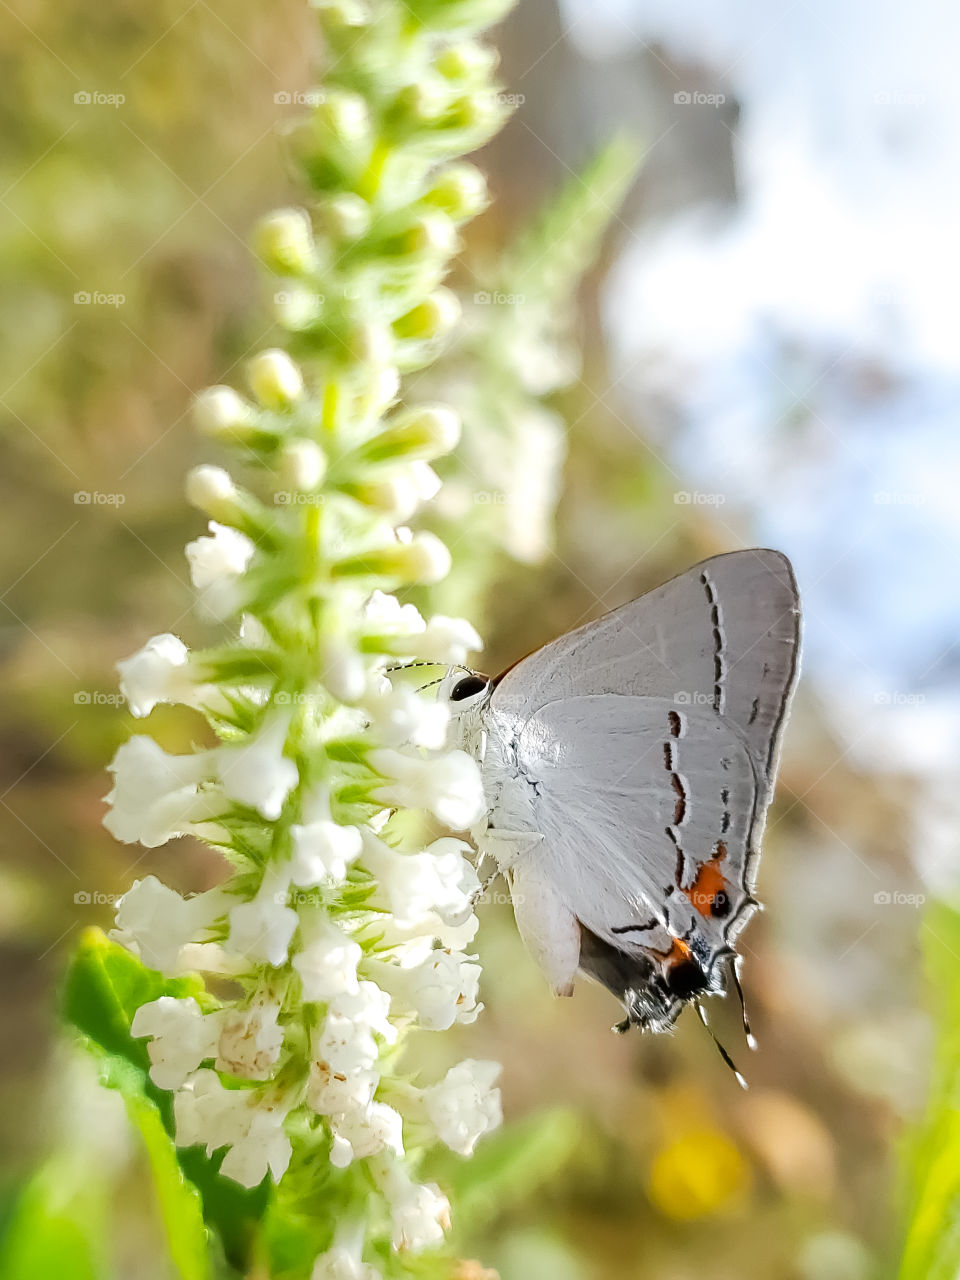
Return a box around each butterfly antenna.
[696,1002,748,1090]
[730,955,758,1050]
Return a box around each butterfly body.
[439,550,801,1034]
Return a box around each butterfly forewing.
[482,549,801,1028]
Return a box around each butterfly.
[435,549,801,1061]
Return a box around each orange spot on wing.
[682,842,731,919]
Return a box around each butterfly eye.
[449,675,488,702]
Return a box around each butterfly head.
[434,668,493,753]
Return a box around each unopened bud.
[254,207,318,276]
[331,532,451,584]
[247,349,304,408]
[423,164,488,220]
[280,439,327,491]
[321,194,371,242]
[357,406,460,464]
[393,289,461,341]
[434,41,498,80]
[186,465,240,521]
[193,386,255,438]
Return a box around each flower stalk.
[100,0,518,1273]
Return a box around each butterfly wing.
[484,549,801,1026]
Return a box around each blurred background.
[1,0,956,1277]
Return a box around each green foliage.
[898,902,960,1279]
[426,1107,583,1236]
[63,929,266,1276]
[0,1159,109,1280]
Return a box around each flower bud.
[403,212,459,259]
[247,349,304,408]
[348,323,394,367]
[254,207,318,276]
[340,463,440,521]
[356,406,460,464]
[331,532,451,584]
[423,164,488,220]
[185,465,241,522]
[192,386,255,438]
[273,286,322,331]
[320,193,371,242]
[434,42,498,81]
[393,289,461,341]
[279,439,327,491]
[315,91,370,146]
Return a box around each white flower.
[217,999,284,1080]
[373,949,482,1030]
[218,712,298,821]
[113,876,220,973]
[423,1059,502,1156]
[186,520,255,619]
[311,1225,382,1280]
[314,982,397,1075]
[294,917,362,1002]
[418,616,482,665]
[103,737,219,848]
[368,748,485,828]
[322,633,367,703]
[377,1162,451,1252]
[306,1059,378,1117]
[131,996,222,1090]
[329,1101,404,1168]
[365,681,450,749]
[174,1069,292,1187]
[363,591,425,634]
[289,790,362,886]
[361,833,479,929]
[228,876,299,967]
[362,592,481,666]
[117,634,202,718]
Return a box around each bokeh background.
[1,0,957,1277]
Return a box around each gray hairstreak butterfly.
[434,549,801,1078]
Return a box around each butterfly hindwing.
[483,549,801,1027]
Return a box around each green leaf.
[0,1158,109,1280]
[898,902,960,1279]
[62,929,268,1275]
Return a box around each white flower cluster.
[98,2,520,1267]
[103,345,502,1270]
